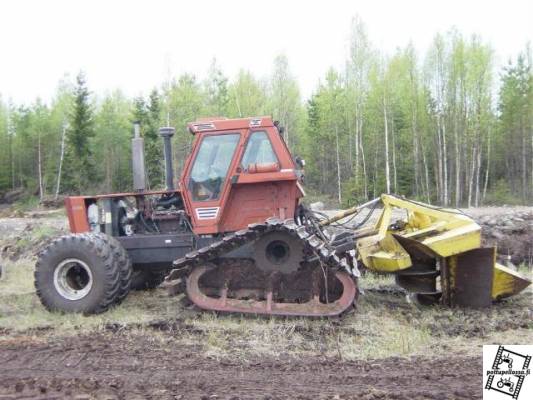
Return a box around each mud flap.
[447,247,495,308]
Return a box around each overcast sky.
[0,0,531,104]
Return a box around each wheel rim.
[53,258,93,300]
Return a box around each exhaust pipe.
[131,121,146,192]
[159,127,175,191]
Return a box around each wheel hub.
[53,258,93,300]
[253,231,304,273]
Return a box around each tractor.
[497,377,515,392]
[34,116,531,317]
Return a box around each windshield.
[189,133,240,201]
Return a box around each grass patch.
[0,258,182,332]
[1,257,531,362]
[1,223,65,261]
[12,196,40,214]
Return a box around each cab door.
[181,131,244,234]
[218,128,302,232]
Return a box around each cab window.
[189,133,240,201]
[241,131,278,170]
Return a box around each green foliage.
[0,97,10,190]
[227,70,267,118]
[0,27,530,207]
[132,90,163,189]
[483,179,523,205]
[12,195,40,213]
[495,48,532,201]
[63,72,95,194]
[93,90,132,192]
[267,54,303,149]
[205,58,229,117]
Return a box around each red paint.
[247,162,280,174]
[180,118,303,235]
[65,197,90,233]
[66,117,304,236]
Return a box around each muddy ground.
[1,286,530,400]
[0,331,480,400]
[0,206,532,399]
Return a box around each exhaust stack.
[131,121,146,192]
[159,127,176,191]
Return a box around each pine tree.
[64,72,95,194]
[145,89,163,188]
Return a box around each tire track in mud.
[0,333,482,400]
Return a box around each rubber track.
[168,217,354,280]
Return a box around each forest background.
[0,18,531,208]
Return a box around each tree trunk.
[421,144,431,203]
[435,118,442,203]
[354,108,360,191]
[467,145,476,208]
[55,123,67,199]
[7,112,15,190]
[454,112,461,206]
[442,119,448,205]
[412,110,420,197]
[285,119,290,149]
[383,98,391,194]
[335,124,342,204]
[482,127,491,202]
[105,147,112,192]
[474,141,481,207]
[9,125,14,190]
[347,110,353,169]
[373,144,379,198]
[38,131,44,200]
[391,114,398,193]
[358,116,368,199]
[409,62,420,198]
[522,131,527,201]
[235,92,242,117]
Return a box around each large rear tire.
[34,233,121,314]
[92,233,132,305]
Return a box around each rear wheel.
[34,233,121,314]
[92,233,132,304]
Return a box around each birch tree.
[268,54,302,148]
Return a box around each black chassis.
[116,234,216,272]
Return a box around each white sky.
[0,0,531,104]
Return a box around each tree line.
[0,19,531,207]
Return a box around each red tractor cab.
[181,117,304,235]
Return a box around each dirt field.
[0,207,532,399]
[0,331,482,400]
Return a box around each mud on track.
[0,332,480,400]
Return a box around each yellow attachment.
[349,194,531,303]
[356,194,482,272]
[492,263,531,300]
[357,234,411,272]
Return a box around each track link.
[166,218,359,317]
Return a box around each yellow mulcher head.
[354,194,531,307]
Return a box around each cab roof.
[188,116,274,134]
